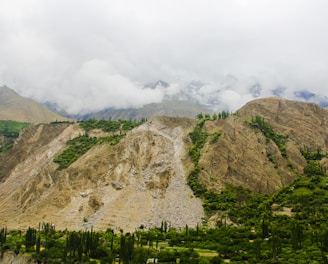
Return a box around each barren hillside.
[0,117,204,232]
[0,97,327,231]
[199,97,328,194]
[0,86,71,123]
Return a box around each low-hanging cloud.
[1,0,328,114]
[56,59,164,114]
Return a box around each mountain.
[294,90,328,107]
[0,86,71,123]
[43,80,213,121]
[41,78,328,120]
[144,80,170,89]
[0,97,327,232]
[74,99,212,121]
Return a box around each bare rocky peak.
[238,97,328,151]
[199,97,328,194]
[0,98,327,231]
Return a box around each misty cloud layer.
[1,0,328,114]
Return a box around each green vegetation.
[4,171,328,264]
[187,143,328,262]
[0,120,30,152]
[301,146,327,161]
[300,147,327,176]
[197,111,230,121]
[182,114,328,262]
[188,118,226,213]
[3,158,328,263]
[53,134,98,170]
[248,115,288,158]
[53,134,125,170]
[0,224,221,264]
[54,119,143,170]
[188,119,208,164]
[78,119,143,133]
[210,132,221,144]
[187,118,209,197]
[0,120,30,137]
[50,120,75,124]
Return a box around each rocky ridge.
[0,97,328,231]
[198,97,328,194]
[0,117,204,232]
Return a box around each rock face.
[199,97,328,194]
[0,116,204,232]
[0,97,327,231]
[238,97,328,151]
[0,252,33,264]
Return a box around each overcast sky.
[1,0,328,114]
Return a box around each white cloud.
[50,59,164,114]
[0,0,328,114]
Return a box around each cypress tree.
[25,227,37,252]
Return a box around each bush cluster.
[54,119,143,170]
[248,115,288,158]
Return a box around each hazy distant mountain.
[72,99,212,121]
[144,80,170,89]
[41,79,328,120]
[294,90,328,107]
[0,86,71,123]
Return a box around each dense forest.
[1,115,328,263]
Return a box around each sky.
[1,0,328,114]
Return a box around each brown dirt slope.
[0,116,204,232]
[0,97,327,231]
[0,86,70,123]
[199,97,328,194]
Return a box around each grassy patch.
[54,119,143,170]
[0,120,31,152]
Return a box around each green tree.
[197,113,204,120]
[25,227,37,252]
[304,160,326,176]
[212,113,218,120]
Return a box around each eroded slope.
[198,97,328,194]
[0,117,204,231]
[1,98,328,231]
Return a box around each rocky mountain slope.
[0,97,327,232]
[0,86,71,123]
[0,117,204,232]
[199,97,328,194]
[67,99,211,121]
